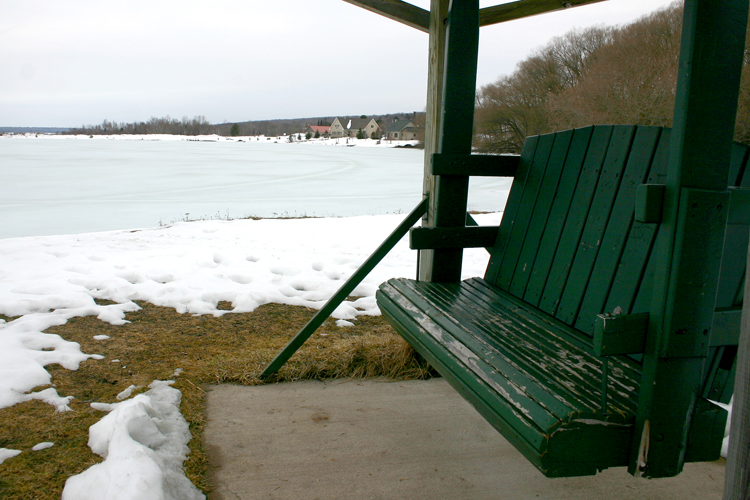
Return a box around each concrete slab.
[205,378,725,500]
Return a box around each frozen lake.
[0,136,512,239]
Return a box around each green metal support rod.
[260,198,428,379]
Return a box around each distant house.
[329,117,381,138]
[306,125,330,137]
[385,119,419,140]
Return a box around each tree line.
[474,1,750,154]
[65,113,418,138]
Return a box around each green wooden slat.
[538,126,612,315]
[392,279,580,421]
[455,279,640,417]
[494,134,556,291]
[485,135,540,283]
[377,281,553,450]
[715,143,750,308]
[430,153,520,176]
[556,125,636,326]
[508,130,574,298]
[524,127,593,308]
[378,276,639,476]
[574,126,662,335]
[605,129,671,318]
[409,225,498,249]
[376,296,551,471]
[408,280,615,417]
[379,277,640,427]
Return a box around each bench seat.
[377,277,641,477]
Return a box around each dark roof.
[386,120,416,133]
[333,118,379,130]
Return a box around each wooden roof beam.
[480,0,608,27]
[342,0,430,32]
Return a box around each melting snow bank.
[0,214,499,412]
[0,304,136,410]
[62,380,204,500]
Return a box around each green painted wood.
[409,225,498,249]
[574,126,662,335]
[635,184,665,223]
[377,276,639,477]
[494,133,556,290]
[538,126,612,315]
[605,130,671,319]
[711,309,742,346]
[662,188,731,358]
[428,0,479,282]
[523,127,594,307]
[376,125,746,478]
[631,0,748,476]
[485,135,541,283]
[430,153,519,177]
[508,130,574,298]
[715,148,750,309]
[259,198,427,378]
[594,312,649,356]
[556,126,636,326]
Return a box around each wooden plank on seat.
[376,276,640,477]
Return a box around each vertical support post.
[723,243,750,499]
[418,0,480,282]
[418,0,448,281]
[630,0,749,478]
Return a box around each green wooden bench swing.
[263,0,749,480]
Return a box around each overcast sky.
[1,0,676,128]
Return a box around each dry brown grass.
[0,300,433,500]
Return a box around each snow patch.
[61,381,204,500]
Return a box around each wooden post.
[630,0,749,478]
[723,244,750,499]
[418,0,448,281]
[418,0,480,282]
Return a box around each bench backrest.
[485,125,749,339]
